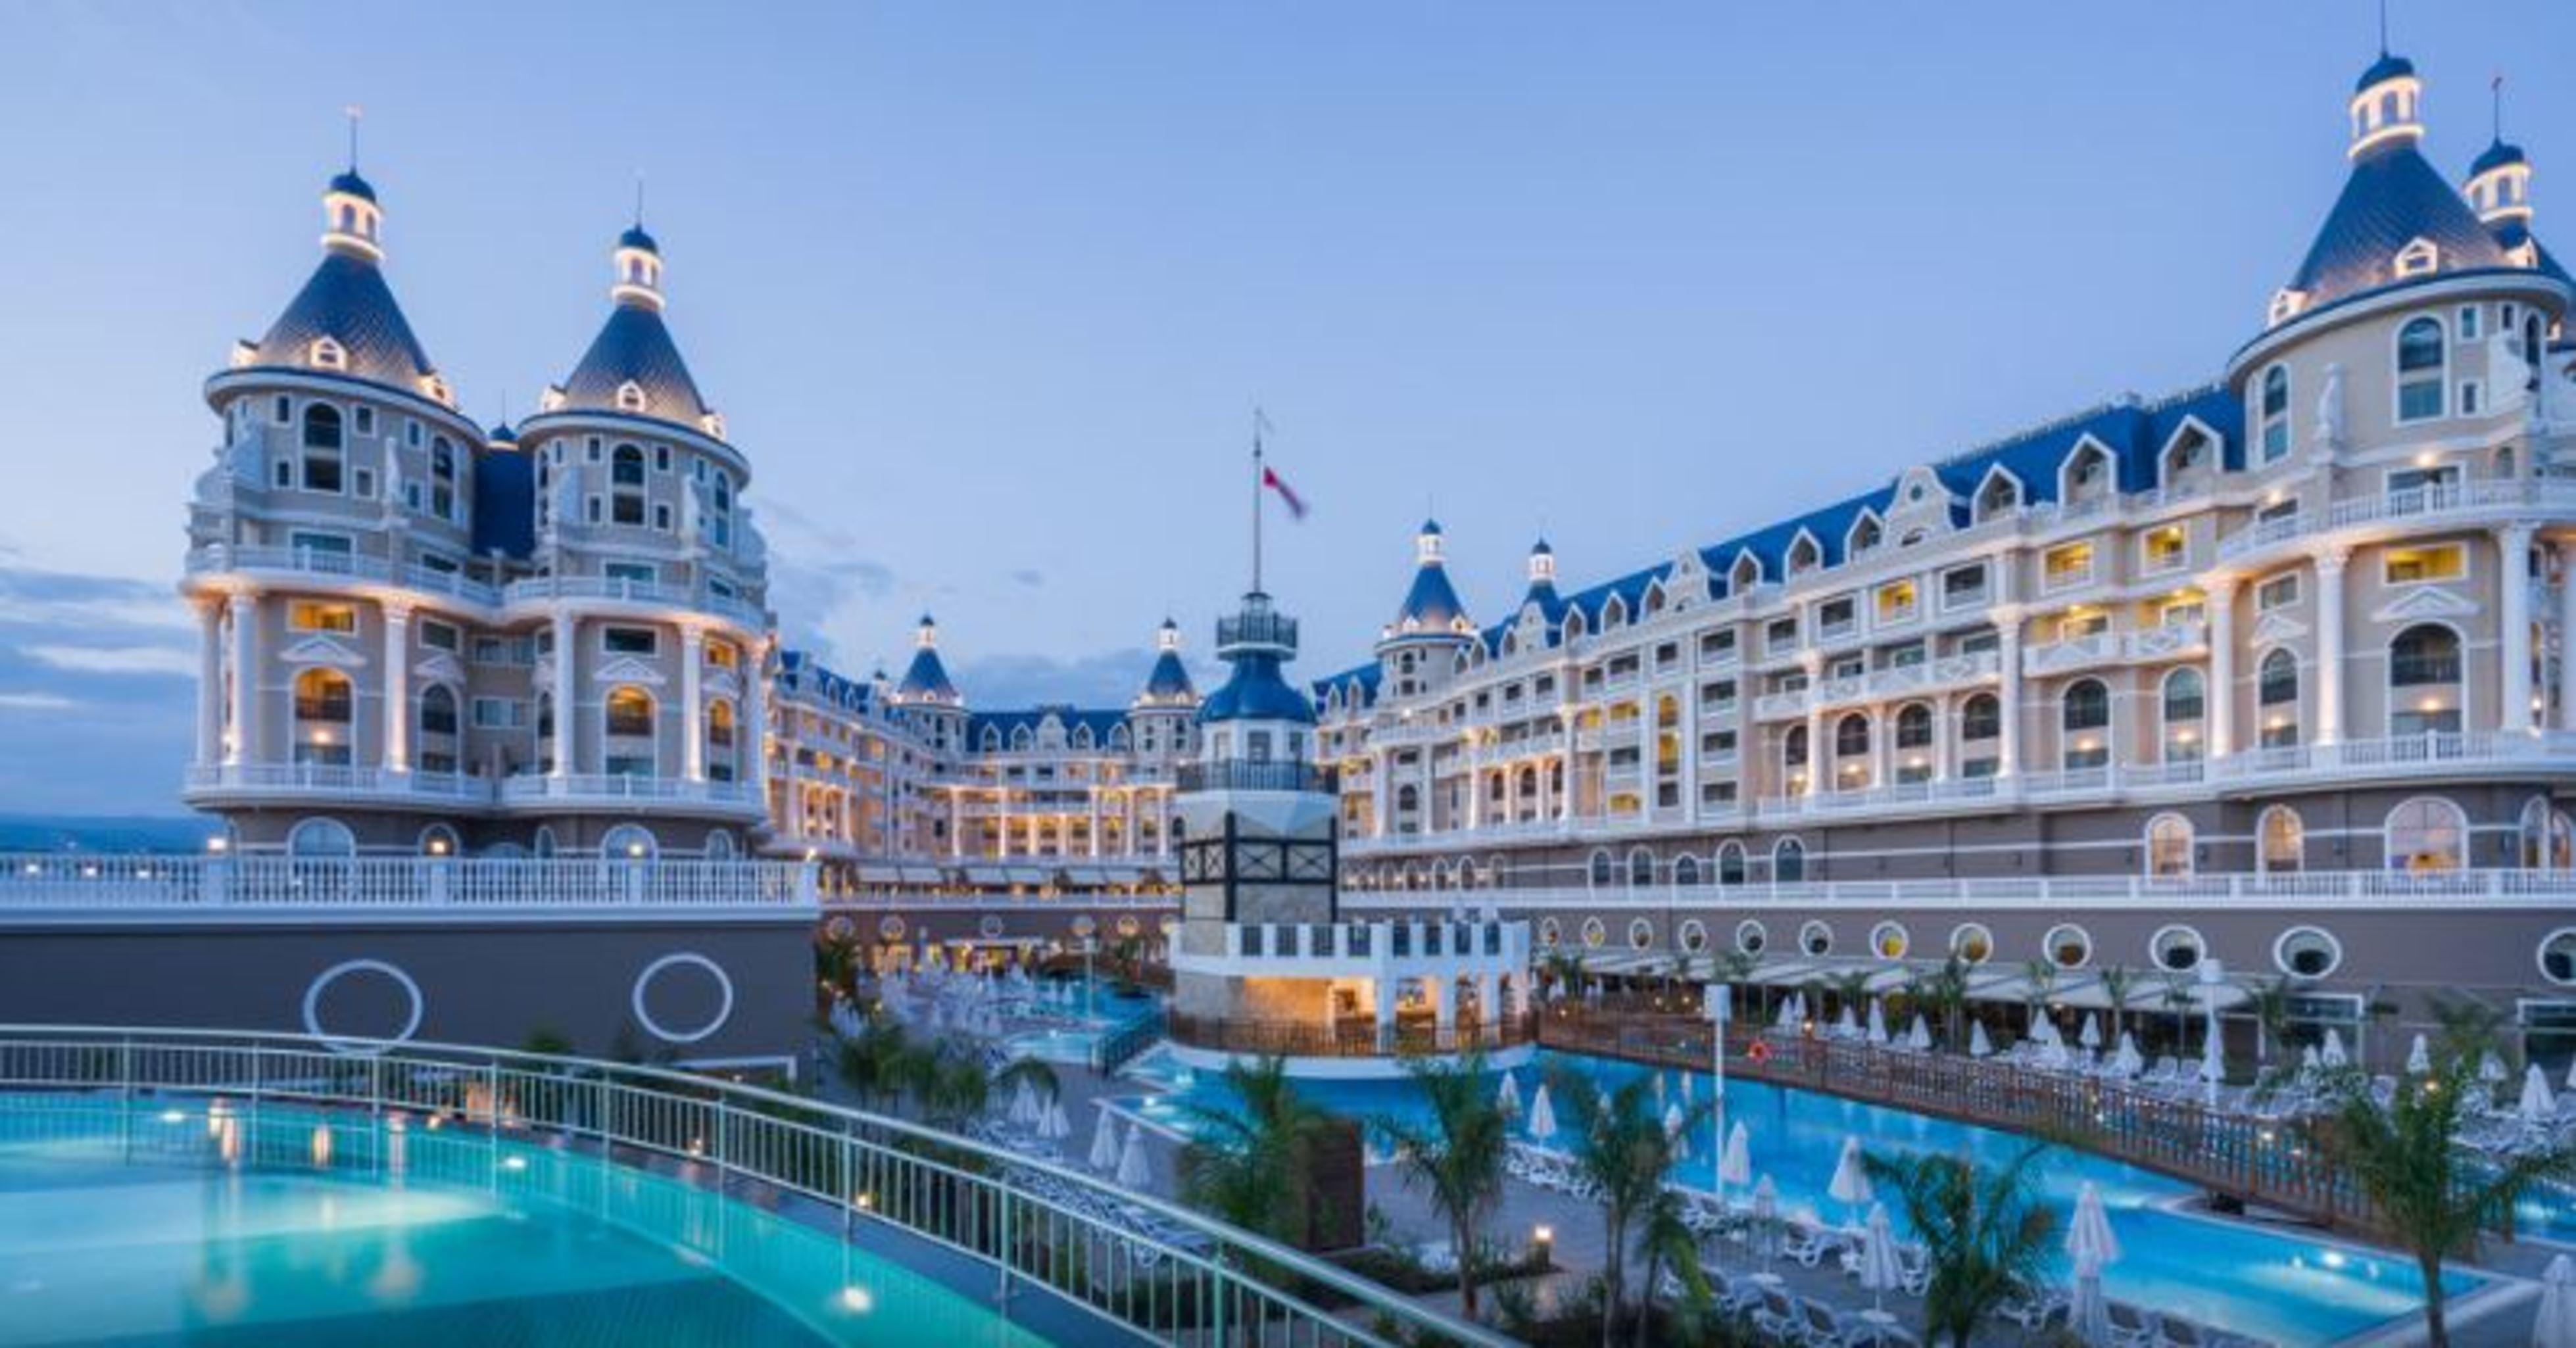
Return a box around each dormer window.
[1729,553,1762,592]
[420,373,451,406]
[1973,471,2020,522]
[616,381,648,413]
[2393,237,2440,279]
[308,338,346,371]
[1848,515,1882,556]
[1786,535,1820,575]
[2268,288,2309,327]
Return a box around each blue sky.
[1,2,2571,812]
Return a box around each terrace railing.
[0,1025,1509,1348]
[0,855,817,911]
[1169,1012,1539,1060]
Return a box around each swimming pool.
[1000,976,1161,1065]
[1116,1048,2474,1346]
[0,1096,1051,1347]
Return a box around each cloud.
[1009,568,1045,589]
[0,692,77,711]
[949,647,1162,708]
[26,644,197,676]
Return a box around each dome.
[1136,619,1195,704]
[1197,653,1315,725]
[2356,51,2415,93]
[2473,139,2529,178]
[618,224,660,253]
[327,169,377,203]
[486,421,518,446]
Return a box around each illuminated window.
[2258,366,2291,462]
[2396,317,2446,421]
[1949,923,1993,963]
[2385,796,2467,872]
[2041,924,2091,969]
[2041,542,2093,590]
[288,602,356,633]
[1870,921,1909,959]
[2146,813,2195,878]
[291,669,353,767]
[2142,526,2187,572]
[2383,544,2464,585]
[2258,806,2304,875]
[1875,580,1917,623]
[606,685,655,737]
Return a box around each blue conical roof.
[1138,621,1194,702]
[251,249,436,391]
[1198,652,1313,725]
[557,302,710,425]
[2285,141,2512,311]
[896,644,958,703]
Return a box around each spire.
[543,213,716,434]
[892,614,961,706]
[2467,74,2535,229]
[2348,47,2423,160]
[612,189,665,312]
[1136,617,1196,706]
[322,109,383,263]
[237,149,445,400]
[1382,518,1472,644]
[1527,536,1557,587]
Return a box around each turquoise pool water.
[1119,1049,2472,1347]
[0,1098,1051,1347]
[1002,976,1159,1065]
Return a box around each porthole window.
[1628,917,1656,950]
[2273,927,2343,979]
[1948,923,1993,964]
[1798,920,1834,957]
[1870,921,1910,960]
[1678,920,1709,954]
[2041,923,2092,969]
[1538,917,1563,948]
[2539,928,2576,986]
[1581,917,1608,949]
[878,915,906,941]
[2150,925,2205,974]
[1735,920,1768,957]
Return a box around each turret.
[1378,518,1475,649]
[2348,51,2423,160]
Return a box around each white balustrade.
[0,855,815,911]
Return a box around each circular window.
[1627,918,1656,950]
[1071,915,1096,938]
[301,959,424,1053]
[878,914,906,941]
[1538,917,1563,948]
[1116,915,1142,938]
[2273,927,2343,979]
[978,914,1006,940]
[2542,929,2576,986]
[1870,921,1910,960]
[824,915,857,942]
[1678,920,1709,954]
[1735,920,1768,956]
[1949,923,1993,965]
[2041,924,2092,969]
[1580,917,1608,949]
[1799,920,1834,957]
[2150,925,2205,974]
[631,952,736,1044]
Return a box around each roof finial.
[343,104,362,172]
[2492,71,2506,143]
[2376,0,2388,56]
[633,172,646,230]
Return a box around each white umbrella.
[2535,1253,2576,1348]
[2199,1013,2227,1106]
[2113,1032,2143,1078]
[1008,1078,1038,1126]
[1835,1004,1860,1039]
[1775,997,1800,1032]
[1495,1069,1523,1119]
[2065,1181,2122,1347]
[1664,1101,1690,1160]
[2567,1054,2576,1092]
[2079,1013,2102,1051]
[1526,1084,1557,1143]
[2481,1050,2511,1086]
[1115,1120,1152,1188]
[1907,1015,1932,1051]
[1866,998,1889,1046]
[2033,1016,2062,1049]
[2523,1064,2559,1125]
[1087,1108,1120,1171]
[2404,1033,2431,1074]
[1718,1121,1753,1201]
[1827,1136,1873,1229]
[1751,1174,1781,1269]
[2320,1028,2348,1069]
[1680,1072,1695,1105]
[1970,1021,1994,1059]
[1857,1201,1905,1316]
[1042,1100,1072,1142]
[1654,1072,1669,1107]
[2299,1044,2321,1074]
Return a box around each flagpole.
[1251,410,1265,594]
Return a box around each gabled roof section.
[777,650,879,714]
[967,706,1129,744]
[251,251,437,391]
[2285,141,2514,313]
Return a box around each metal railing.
[1338,868,2576,912]
[0,1025,1507,1348]
[0,855,816,911]
[1168,1012,1539,1060]
[1176,761,1339,794]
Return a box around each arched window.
[1772,837,1806,885]
[1626,848,1655,888]
[1895,704,1933,749]
[606,686,654,737]
[2063,443,2112,502]
[2145,813,2195,878]
[2160,668,2205,762]
[611,445,648,525]
[602,823,657,860]
[300,404,345,492]
[2258,650,2300,747]
[705,700,738,782]
[2259,806,2304,875]
[1587,849,1613,889]
[2519,796,2574,871]
[1673,855,1701,887]
[2258,365,2291,462]
[418,823,460,857]
[1786,535,1820,574]
[2164,425,2211,481]
[287,817,356,857]
[2385,796,2468,872]
[2062,679,2109,769]
[291,668,353,766]
[1782,724,1809,779]
[1834,713,1871,759]
[429,438,458,519]
[417,685,459,775]
[1716,841,1746,886]
[706,829,737,860]
[1960,692,2001,742]
[2396,317,2446,421]
[2388,625,2460,688]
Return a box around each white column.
[1157,792,1173,858]
[1932,691,1952,782]
[2502,525,2537,733]
[681,626,706,781]
[2206,579,2238,760]
[1802,658,1825,798]
[1997,614,2022,777]
[1465,765,1483,830]
[2560,541,2576,731]
[194,600,223,767]
[1871,703,1891,790]
[382,604,410,772]
[950,789,965,859]
[2314,548,2348,746]
[1371,750,1391,836]
[1558,705,1577,821]
[1088,789,1102,857]
[1680,688,1700,823]
[1634,695,1653,815]
[743,637,769,792]
[226,594,255,765]
[550,612,577,778]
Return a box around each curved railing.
[0,1024,1508,1348]
[1169,1013,1539,1060]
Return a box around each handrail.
[1169,1012,1539,1059]
[0,1024,1510,1348]
[0,854,815,910]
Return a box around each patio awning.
[854,863,901,884]
[1004,866,1048,885]
[895,865,944,885]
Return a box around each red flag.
[1261,466,1308,520]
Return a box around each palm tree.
[1912,956,1972,1051]
[813,935,862,1008]
[1863,1143,2056,1347]
[1374,1052,1508,1317]
[2247,975,2296,1072]
[2097,965,2134,1047]
[1831,969,1874,1027]
[2019,959,2058,1039]
[1634,1188,1713,1348]
[1175,1057,1337,1245]
[833,1013,913,1111]
[994,1055,1059,1109]
[1547,1066,1712,1348]
[2306,1047,2576,1347]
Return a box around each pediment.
[593,654,668,686]
[2371,586,2478,624]
[279,635,366,669]
[2250,613,2310,646]
[412,650,466,684]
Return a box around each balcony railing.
[1340,869,2576,912]
[185,763,499,802]
[1168,1011,1538,1059]
[500,773,766,809]
[2218,479,2576,560]
[0,854,815,911]
[1177,761,1338,794]
[185,545,766,627]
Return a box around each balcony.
[1756,651,2002,719]
[503,575,766,629]
[499,773,767,817]
[2217,479,2576,562]
[0,854,815,913]
[1176,761,1338,794]
[1339,869,2575,913]
[184,763,499,807]
[186,544,504,607]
